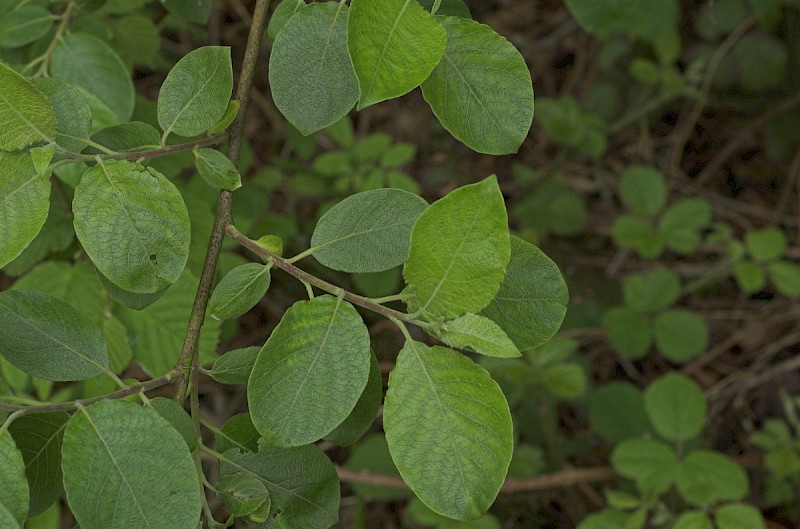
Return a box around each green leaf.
[118,271,221,376]
[311,188,428,273]
[715,503,767,529]
[325,350,382,446]
[653,310,708,363]
[207,100,239,135]
[602,307,652,359]
[418,0,472,17]
[673,512,713,529]
[623,268,681,313]
[733,260,766,293]
[436,313,520,358]
[32,77,91,154]
[248,295,371,446]
[576,509,630,529]
[384,341,513,520]
[161,0,212,23]
[618,165,667,216]
[0,152,51,268]
[209,346,260,385]
[404,176,510,320]
[73,160,191,294]
[768,261,800,297]
[348,0,446,109]
[611,215,663,258]
[216,413,260,455]
[589,382,651,443]
[148,397,197,451]
[98,271,168,310]
[0,290,108,381]
[644,372,707,442]
[0,431,28,528]
[208,263,271,320]
[611,438,678,495]
[103,317,133,374]
[88,122,161,154]
[345,433,410,501]
[541,362,586,399]
[217,471,270,517]
[480,236,568,350]
[50,33,134,122]
[267,0,305,40]
[61,400,201,529]
[269,2,358,135]
[220,441,340,529]
[746,227,787,262]
[564,0,636,37]
[0,4,53,48]
[604,490,640,511]
[676,450,748,507]
[0,62,56,150]
[8,412,69,516]
[158,46,233,138]
[420,16,533,155]
[658,198,712,254]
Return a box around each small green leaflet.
[310,188,428,273]
[0,62,56,151]
[158,46,233,138]
[421,16,534,155]
[0,290,108,381]
[148,397,197,451]
[436,313,520,358]
[0,4,52,48]
[610,438,678,495]
[653,309,708,363]
[715,504,767,529]
[8,412,69,516]
[0,152,51,268]
[209,346,260,385]
[345,433,409,501]
[216,472,270,518]
[676,450,748,507]
[384,341,513,520]
[73,160,191,294]
[61,400,201,529]
[193,147,242,191]
[162,0,213,23]
[269,2,359,135]
[481,236,568,350]
[644,373,707,442]
[348,0,446,109]
[248,295,371,447]
[267,0,306,40]
[0,431,28,529]
[564,0,636,37]
[602,306,652,359]
[88,122,161,154]
[98,270,168,311]
[208,263,271,320]
[618,165,667,216]
[216,413,260,455]
[50,33,135,122]
[32,77,91,154]
[219,441,340,529]
[404,176,510,320]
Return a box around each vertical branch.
[174,0,273,401]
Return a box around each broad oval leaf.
[0,62,56,150]
[0,152,51,268]
[209,346,260,385]
[97,270,168,311]
[269,2,359,135]
[644,372,707,442]
[73,160,191,294]
[208,263,271,320]
[61,400,201,529]
[404,176,510,320]
[158,46,233,138]
[8,412,69,516]
[248,295,371,446]
[384,341,513,520]
[602,306,652,359]
[325,349,382,446]
[610,438,678,496]
[267,0,306,40]
[220,441,340,529]
[217,472,270,518]
[436,313,520,358]
[421,16,533,155]
[50,33,135,122]
[216,413,259,455]
[480,236,568,350]
[618,165,667,216]
[32,78,92,154]
[88,122,161,154]
[193,147,242,191]
[148,397,197,451]
[348,0,446,109]
[311,188,428,273]
[564,0,636,38]
[715,503,767,529]
[0,431,28,528]
[653,309,708,363]
[0,290,108,381]
[0,5,53,48]
[676,450,748,507]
